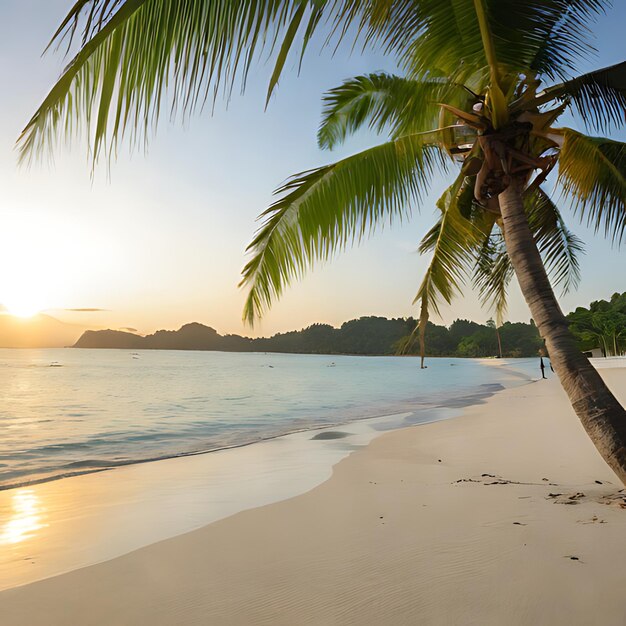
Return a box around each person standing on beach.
[540,357,547,379]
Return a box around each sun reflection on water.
[0,489,46,545]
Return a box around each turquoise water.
[0,349,537,489]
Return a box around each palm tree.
[486,319,503,358]
[20,1,626,482]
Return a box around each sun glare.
[4,302,42,319]
[0,489,45,545]
[2,292,45,319]
[0,211,107,321]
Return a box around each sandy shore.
[1,367,626,625]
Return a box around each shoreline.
[0,361,532,591]
[0,383,508,493]
[1,367,625,624]
[0,356,533,493]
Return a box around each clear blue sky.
[0,1,624,336]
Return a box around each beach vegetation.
[568,292,626,357]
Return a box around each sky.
[0,1,624,338]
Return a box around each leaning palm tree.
[20,1,626,482]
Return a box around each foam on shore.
[0,373,518,591]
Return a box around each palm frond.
[20,1,303,163]
[557,128,626,244]
[317,72,469,150]
[517,0,606,80]
[401,0,605,86]
[18,0,426,164]
[473,232,513,326]
[413,175,496,360]
[526,187,584,293]
[398,1,484,86]
[536,61,626,132]
[414,176,493,318]
[473,187,584,320]
[240,132,447,325]
[48,0,137,50]
[472,0,510,128]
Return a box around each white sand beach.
[1,365,625,625]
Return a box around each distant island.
[75,317,543,357]
[74,292,626,358]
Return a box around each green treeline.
[253,317,544,357]
[75,293,626,358]
[568,292,626,357]
[252,317,418,355]
[411,319,543,358]
[254,292,626,357]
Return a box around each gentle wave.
[0,382,522,492]
[0,350,538,490]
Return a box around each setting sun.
[3,299,42,318]
[0,211,104,323]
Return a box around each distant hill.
[74,329,145,349]
[75,323,252,351]
[73,316,544,358]
[0,313,87,348]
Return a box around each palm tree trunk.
[499,180,626,485]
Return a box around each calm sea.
[0,349,537,490]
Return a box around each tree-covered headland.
[568,292,626,357]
